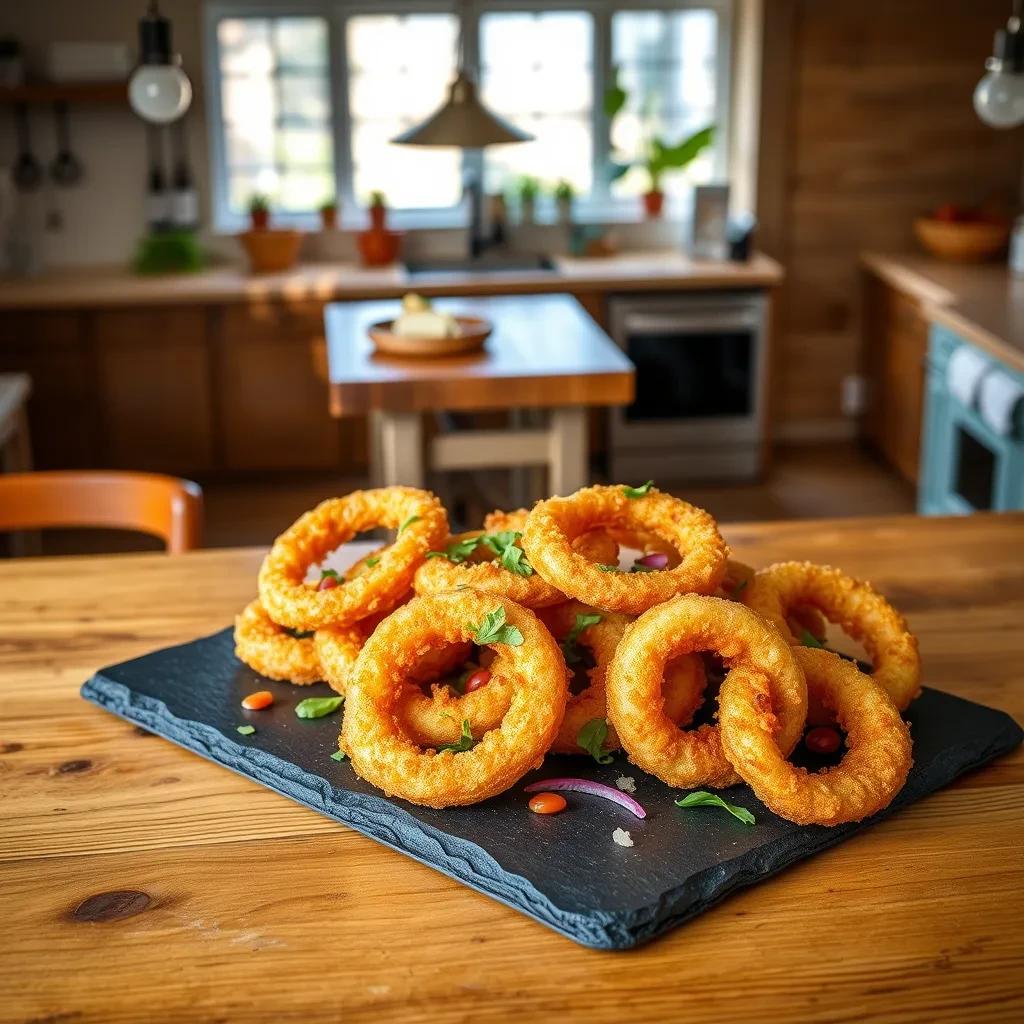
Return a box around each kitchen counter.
[862,251,1024,373]
[0,250,783,310]
[2,512,1021,1022]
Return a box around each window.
[206,3,731,227]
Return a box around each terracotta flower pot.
[369,204,387,230]
[357,227,403,267]
[250,208,270,231]
[643,191,665,219]
[239,229,303,274]
[319,206,338,230]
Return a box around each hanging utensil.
[11,104,43,192]
[50,102,83,187]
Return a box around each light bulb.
[128,64,192,124]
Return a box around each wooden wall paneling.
[94,306,215,474]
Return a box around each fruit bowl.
[368,316,492,357]
[913,217,1010,263]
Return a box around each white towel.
[979,370,1024,436]
[946,345,990,408]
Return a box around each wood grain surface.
[1,513,1023,1024]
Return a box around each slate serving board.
[81,627,1022,950]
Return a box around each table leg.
[548,407,588,496]
[377,411,425,488]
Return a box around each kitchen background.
[1,0,1023,552]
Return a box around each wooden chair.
[0,471,203,554]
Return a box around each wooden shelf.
[0,81,127,106]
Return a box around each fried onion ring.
[258,487,447,630]
[719,647,913,825]
[341,592,568,808]
[522,485,728,614]
[233,599,322,685]
[721,559,828,643]
[742,561,921,713]
[605,595,807,789]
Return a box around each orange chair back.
[0,471,203,554]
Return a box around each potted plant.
[248,193,270,231]
[554,179,575,224]
[369,190,387,230]
[604,67,715,219]
[517,176,540,225]
[319,197,338,230]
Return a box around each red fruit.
[805,726,842,755]
[318,575,339,591]
[464,669,491,693]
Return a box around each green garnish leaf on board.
[622,480,654,498]
[560,612,603,665]
[675,791,755,826]
[330,749,347,761]
[800,629,824,649]
[426,535,484,564]
[295,696,344,719]
[467,606,524,647]
[398,514,421,535]
[577,717,614,764]
[236,725,256,736]
[436,718,475,754]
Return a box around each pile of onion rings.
[230,481,921,822]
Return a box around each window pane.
[611,9,720,198]
[480,11,593,196]
[216,16,333,214]
[345,13,460,208]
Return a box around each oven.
[608,292,768,481]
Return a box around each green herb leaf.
[499,543,533,577]
[236,725,256,736]
[467,606,524,647]
[577,717,614,764]
[398,514,421,535]
[330,749,347,761]
[295,696,344,720]
[622,480,654,498]
[630,563,656,573]
[598,564,622,573]
[436,718,475,754]
[479,530,518,556]
[425,535,484,564]
[364,556,380,568]
[320,568,342,581]
[675,791,755,826]
[800,629,824,649]
[284,626,315,640]
[560,612,603,665]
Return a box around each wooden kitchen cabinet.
[861,270,929,484]
[94,307,216,473]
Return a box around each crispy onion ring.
[233,599,322,685]
[721,559,828,644]
[341,592,568,808]
[258,487,447,630]
[395,671,514,749]
[522,485,728,614]
[540,602,707,755]
[719,647,913,825]
[605,595,807,789]
[742,561,921,713]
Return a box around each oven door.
[609,293,767,450]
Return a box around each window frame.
[203,0,733,231]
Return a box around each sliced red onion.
[524,777,647,819]
[635,552,669,569]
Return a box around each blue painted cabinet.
[919,325,1024,514]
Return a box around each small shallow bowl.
[368,316,492,357]
[913,217,1010,263]
[238,229,304,273]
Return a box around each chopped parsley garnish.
[436,718,475,754]
[560,612,603,666]
[319,568,343,583]
[330,749,347,761]
[364,556,380,568]
[295,696,344,719]
[800,629,824,649]
[622,480,654,498]
[425,535,484,564]
[630,564,656,573]
[284,627,315,640]
[428,531,533,576]
[577,717,614,764]
[398,514,421,535]
[675,791,755,826]
[597,564,622,573]
[467,606,524,647]
[236,725,256,736]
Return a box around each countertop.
[862,251,1024,373]
[2,512,1022,1023]
[0,250,783,311]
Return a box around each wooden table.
[325,293,634,494]
[2,513,1022,1024]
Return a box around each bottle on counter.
[145,125,170,232]
[170,120,198,230]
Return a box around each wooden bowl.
[368,316,492,358]
[913,217,1010,263]
[239,229,304,273]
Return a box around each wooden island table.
[1,512,1022,1024]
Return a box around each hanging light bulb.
[975,2,1024,129]
[128,2,193,125]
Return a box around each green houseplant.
[319,197,338,230]
[517,176,540,225]
[368,190,387,230]
[553,179,575,223]
[247,192,270,230]
[604,66,715,219]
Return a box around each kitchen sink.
[403,255,556,277]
